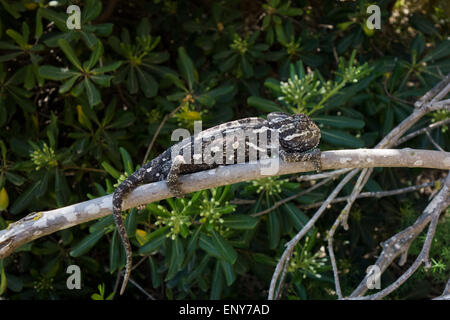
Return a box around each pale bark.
[1,148,448,259]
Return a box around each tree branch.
[1,148,448,260]
[433,279,450,300]
[297,179,441,210]
[348,172,450,299]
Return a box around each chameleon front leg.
[280,148,322,172]
[167,155,186,198]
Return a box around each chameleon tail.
[112,190,133,295]
[112,166,150,295]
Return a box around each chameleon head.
[277,113,321,152]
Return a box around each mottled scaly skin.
[113,112,321,294]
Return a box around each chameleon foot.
[167,155,185,198]
[280,148,322,173]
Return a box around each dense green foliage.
[0,0,448,300]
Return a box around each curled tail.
[112,188,133,295]
[112,166,152,295]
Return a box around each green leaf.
[35,9,43,38]
[313,116,365,129]
[210,260,224,300]
[177,47,196,90]
[207,85,235,99]
[136,69,158,97]
[59,75,79,94]
[320,128,364,148]
[80,31,97,49]
[92,23,113,37]
[422,40,450,62]
[92,61,122,73]
[222,215,259,230]
[166,237,184,280]
[210,230,237,264]
[196,93,215,107]
[38,8,67,27]
[282,203,309,231]
[119,147,134,174]
[220,260,236,286]
[411,33,425,58]
[89,215,114,233]
[39,65,77,81]
[70,229,106,257]
[57,39,83,71]
[84,78,101,106]
[241,56,253,78]
[410,13,439,36]
[219,54,238,72]
[199,233,221,259]
[10,172,49,214]
[4,172,24,186]
[6,29,27,48]
[4,273,23,293]
[138,227,170,254]
[71,80,85,97]
[83,0,102,22]
[0,52,21,62]
[164,73,187,91]
[148,256,161,288]
[125,208,137,238]
[185,226,202,262]
[0,264,6,295]
[55,169,70,207]
[21,65,33,91]
[267,212,280,249]
[101,161,120,179]
[126,67,138,94]
[247,96,284,112]
[382,107,394,137]
[109,112,136,129]
[85,40,103,71]
[90,75,113,87]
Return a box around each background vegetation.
[0,0,448,300]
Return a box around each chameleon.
[112,112,322,294]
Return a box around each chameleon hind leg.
[280,148,322,172]
[167,155,186,197]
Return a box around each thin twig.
[349,172,450,299]
[425,131,445,151]
[394,118,450,147]
[63,166,107,173]
[268,169,359,300]
[269,73,450,300]
[327,217,343,299]
[433,279,450,300]
[131,256,149,272]
[251,177,333,217]
[296,168,351,182]
[127,277,156,300]
[414,73,450,108]
[298,179,440,210]
[384,77,414,105]
[142,105,182,165]
[335,75,450,299]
